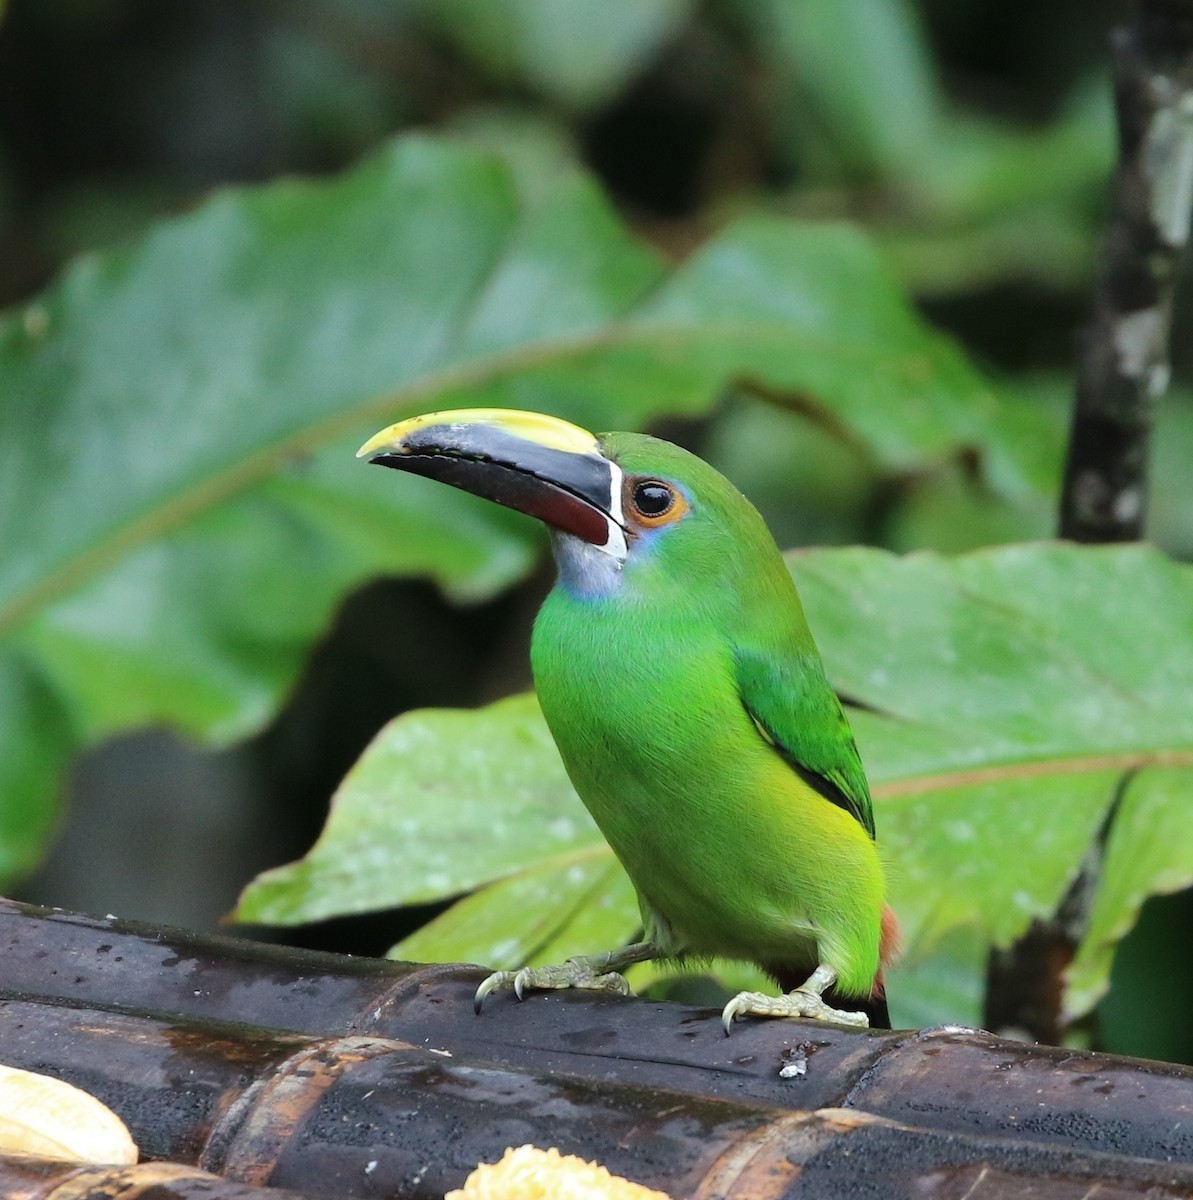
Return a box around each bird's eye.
[633,481,673,517]
[626,478,688,528]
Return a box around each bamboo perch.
[2,998,1193,1199]
[2,900,1193,1197]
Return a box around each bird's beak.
[358,409,627,555]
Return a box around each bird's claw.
[473,970,517,1013]
[474,958,632,1012]
[721,988,870,1036]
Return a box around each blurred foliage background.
[3,0,1193,1063]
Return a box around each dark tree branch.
[1059,0,1193,542]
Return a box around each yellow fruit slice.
[0,1064,137,1163]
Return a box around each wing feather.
[735,647,876,839]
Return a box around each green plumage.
[532,433,885,999]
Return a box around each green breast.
[532,584,823,959]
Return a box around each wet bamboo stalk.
[6,898,1193,1160]
[0,897,891,1112]
[1,996,1192,1200]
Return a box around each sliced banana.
[0,1063,137,1164]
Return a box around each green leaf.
[19,447,538,743]
[657,223,1042,504]
[0,656,75,881]
[0,132,1028,884]
[881,772,1116,949]
[242,542,1193,1023]
[875,85,1113,293]
[795,542,1193,1017]
[885,377,1067,553]
[414,0,691,111]
[737,0,941,179]
[235,692,602,924]
[395,855,639,970]
[1065,767,1193,1020]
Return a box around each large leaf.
[240,691,643,966]
[1064,766,1193,1020]
[804,542,1193,1019]
[0,132,1028,883]
[737,0,941,180]
[238,693,597,923]
[399,856,640,972]
[414,0,692,111]
[733,0,1112,303]
[237,542,1193,1024]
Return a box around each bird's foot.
[474,942,659,1013]
[721,987,869,1034]
[721,965,869,1034]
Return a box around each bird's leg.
[721,964,869,1034]
[474,940,660,1013]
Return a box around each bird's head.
[358,408,780,598]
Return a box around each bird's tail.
[879,903,901,968]
[861,904,901,1031]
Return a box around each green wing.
[734,646,876,839]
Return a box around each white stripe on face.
[598,460,628,562]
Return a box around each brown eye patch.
[625,477,689,528]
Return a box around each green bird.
[359,408,897,1032]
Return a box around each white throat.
[548,458,628,597]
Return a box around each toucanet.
[359,409,897,1031]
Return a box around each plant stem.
[1059,0,1193,542]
